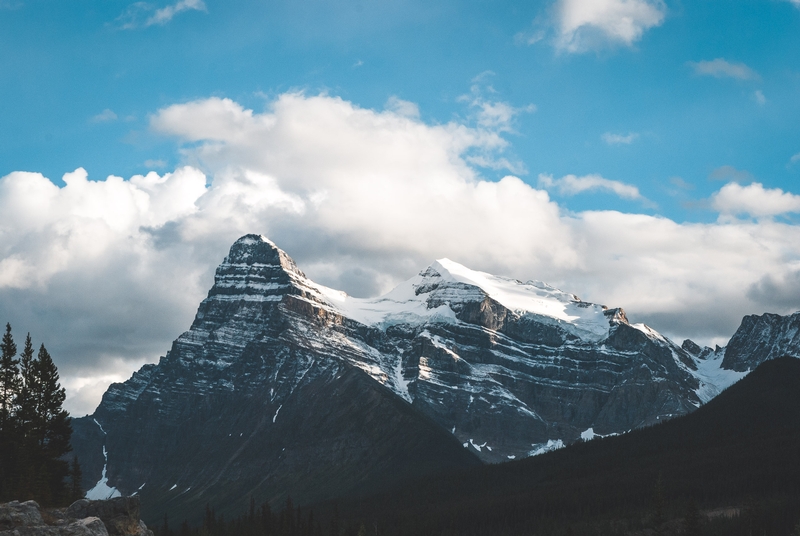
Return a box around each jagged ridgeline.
[70,235,774,524]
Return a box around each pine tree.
[30,344,72,505]
[15,333,37,498]
[0,323,20,501]
[0,323,19,423]
[70,455,83,503]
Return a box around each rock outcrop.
[0,498,152,536]
[721,311,800,371]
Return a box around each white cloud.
[790,153,800,165]
[688,58,759,81]
[385,96,420,119]
[556,0,666,52]
[5,93,800,415]
[602,132,638,145]
[147,0,206,26]
[91,109,118,123]
[118,0,206,29]
[754,90,766,106]
[711,182,800,218]
[538,173,643,200]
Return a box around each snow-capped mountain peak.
[317,257,615,342]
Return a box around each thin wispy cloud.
[385,96,420,119]
[669,177,693,190]
[117,0,206,29]
[753,90,766,106]
[555,0,666,53]
[688,58,759,81]
[144,159,168,169]
[602,132,638,145]
[790,153,800,165]
[91,109,118,123]
[709,165,753,183]
[459,72,536,133]
[538,173,644,200]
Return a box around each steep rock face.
[75,235,743,519]
[721,312,800,371]
[75,236,479,523]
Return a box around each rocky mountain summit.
[0,497,152,536]
[72,235,783,522]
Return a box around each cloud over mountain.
[2,93,800,415]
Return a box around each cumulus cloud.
[5,93,800,415]
[117,0,206,29]
[538,173,643,200]
[688,58,759,81]
[555,0,666,52]
[711,182,800,218]
[602,132,638,145]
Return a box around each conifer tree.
[14,333,37,497]
[0,323,20,500]
[70,455,83,502]
[0,323,19,429]
[30,344,72,505]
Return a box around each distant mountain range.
[70,235,800,524]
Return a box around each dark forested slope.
[333,356,800,535]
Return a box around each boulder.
[0,499,150,536]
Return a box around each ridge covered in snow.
[317,257,613,341]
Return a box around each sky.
[2,0,800,415]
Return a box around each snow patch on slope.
[85,423,121,501]
[690,349,748,403]
[528,439,564,457]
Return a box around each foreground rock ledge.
[0,497,153,536]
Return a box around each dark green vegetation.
[157,357,800,536]
[0,323,79,506]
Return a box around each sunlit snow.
[528,439,564,456]
[315,258,612,341]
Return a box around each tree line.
[0,323,81,506]
[154,497,333,536]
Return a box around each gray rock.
[65,498,142,536]
[722,311,800,371]
[0,501,44,531]
[0,500,150,536]
[60,518,108,536]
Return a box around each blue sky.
[3,0,800,414]
[3,0,800,221]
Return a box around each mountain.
[332,356,800,535]
[71,235,763,521]
[721,311,800,371]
